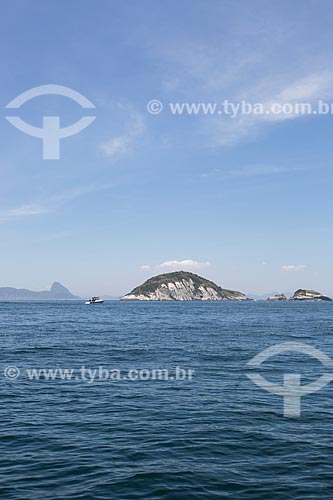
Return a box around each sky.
[1,0,333,297]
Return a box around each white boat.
[85,296,104,304]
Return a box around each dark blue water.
[1,301,333,499]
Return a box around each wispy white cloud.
[0,182,114,223]
[281,265,307,272]
[49,182,114,205]
[212,72,333,145]
[228,163,307,177]
[155,22,333,146]
[0,203,48,222]
[200,163,311,180]
[159,259,211,270]
[139,259,211,272]
[100,112,145,159]
[277,72,333,101]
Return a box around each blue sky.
[1,0,333,297]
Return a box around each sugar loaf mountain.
[0,282,79,301]
[122,272,249,301]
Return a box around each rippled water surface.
[1,301,333,499]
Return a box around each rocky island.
[267,294,287,301]
[122,271,249,301]
[291,289,332,301]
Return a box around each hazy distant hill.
[247,291,293,300]
[101,295,121,301]
[0,282,80,300]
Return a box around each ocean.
[1,301,333,499]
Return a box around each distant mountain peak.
[50,281,71,294]
[0,281,80,301]
[49,281,78,298]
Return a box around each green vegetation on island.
[122,271,247,301]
